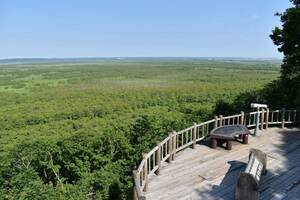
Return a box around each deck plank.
[145,128,300,200]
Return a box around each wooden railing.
[133,109,299,200]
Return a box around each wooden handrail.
[133,109,299,200]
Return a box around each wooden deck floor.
[145,128,300,200]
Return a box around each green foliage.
[0,60,279,199]
[270,7,300,79]
[290,0,300,7]
[270,3,300,109]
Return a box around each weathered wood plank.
[145,128,300,200]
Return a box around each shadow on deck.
[146,128,300,200]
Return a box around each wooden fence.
[133,109,299,200]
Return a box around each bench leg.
[211,138,217,149]
[243,134,248,144]
[217,139,222,146]
[227,140,232,150]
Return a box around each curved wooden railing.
[133,109,299,200]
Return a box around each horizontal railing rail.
[133,108,299,200]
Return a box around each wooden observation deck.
[133,109,300,200]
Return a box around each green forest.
[0,60,281,199]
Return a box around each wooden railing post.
[167,133,173,163]
[142,154,148,192]
[240,111,244,125]
[296,110,300,128]
[155,142,161,175]
[287,110,291,122]
[132,170,138,200]
[281,108,286,128]
[219,115,223,126]
[172,130,176,161]
[192,123,197,149]
[260,109,265,130]
[266,108,269,129]
[214,116,218,128]
[298,110,300,128]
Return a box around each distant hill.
[0,57,282,65]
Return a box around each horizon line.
[0,56,283,61]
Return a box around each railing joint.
[172,130,176,161]
[281,108,286,128]
[167,132,173,163]
[214,116,219,128]
[192,122,197,149]
[219,115,223,126]
[155,142,161,175]
[240,111,244,126]
[142,153,148,192]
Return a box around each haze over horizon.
[1,0,291,59]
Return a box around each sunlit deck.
[145,128,300,200]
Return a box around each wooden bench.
[235,148,267,200]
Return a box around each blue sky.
[0,0,292,59]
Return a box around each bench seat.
[235,149,267,200]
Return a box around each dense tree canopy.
[291,0,300,8]
[270,1,300,108]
